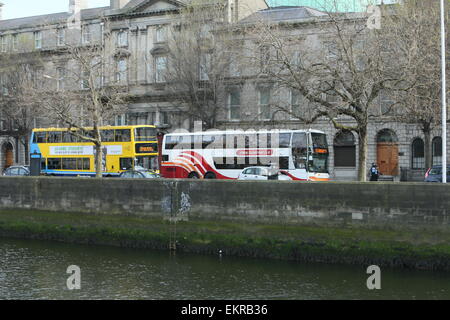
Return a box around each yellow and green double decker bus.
[29,125,159,177]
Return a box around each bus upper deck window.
[48,132,62,143]
[202,135,215,149]
[101,130,115,142]
[35,132,47,143]
[135,127,156,142]
[292,133,307,149]
[279,133,292,148]
[115,129,131,142]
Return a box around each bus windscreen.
[135,127,157,142]
[311,133,328,149]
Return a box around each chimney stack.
[69,0,88,15]
[110,0,131,10]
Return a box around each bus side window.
[166,136,181,150]
[179,135,193,149]
[48,158,62,170]
[279,157,289,169]
[62,132,71,143]
[279,133,292,148]
[120,158,133,170]
[41,158,47,170]
[83,158,90,170]
[292,133,307,169]
[202,135,215,149]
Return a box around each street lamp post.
[441,0,447,183]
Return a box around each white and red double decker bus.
[160,129,329,181]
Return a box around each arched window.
[432,137,442,166]
[376,129,398,143]
[411,138,425,169]
[334,130,356,167]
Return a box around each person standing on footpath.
[369,163,380,181]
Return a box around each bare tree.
[382,0,449,169]
[0,50,45,165]
[165,0,242,130]
[246,1,412,181]
[40,39,129,178]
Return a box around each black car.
[3,166,30,176]
[120,170,160,179]
[424,166,450,182]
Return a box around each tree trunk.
[95,143,103,178]
[22,135,29,165]
[424,129,432,169]
[357,128,368,182]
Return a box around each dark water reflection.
[0,238,449,300]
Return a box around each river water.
[0,237,449,300]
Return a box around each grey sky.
[0,0,353,21]
[1,0,110,20]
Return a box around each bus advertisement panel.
[30,125,159,177]
[161,129,329,181]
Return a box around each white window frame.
[12,34,18,51]
[100,23,105,46]
[379,90,394,115]
[155,56,167,83]
[155,25,167,43]
[116,59,127,83]
[0,74,9,96]
[1,35,8,53]
[117,30,128,47]
[82,25,92,44]
[115,114,126,126]
[259,88,271,121]
[57,28,66,46]
[56,67,65,91]
[199,53,210,81]
[34,31,42,49]
[228,90,241,121]
[81,70,90,90]
[290,90,301,120]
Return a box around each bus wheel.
[188,172,200,179]
[204,172,216,179]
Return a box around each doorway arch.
[376,129,399,176]
[2,142,14,170]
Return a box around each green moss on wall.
[0,209,449,271]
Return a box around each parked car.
[237,166,291,181]
[424,165,450,182]
[120,169,160,179]
[3,165,30,176]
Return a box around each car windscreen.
[429,168,450,175]
[141,171,157,178]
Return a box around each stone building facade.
[0,0,445,180]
